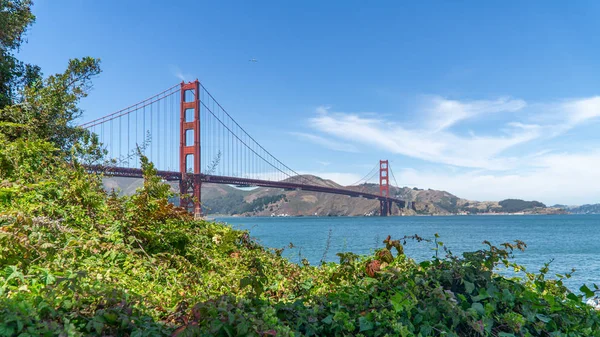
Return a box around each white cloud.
[424,96,526,132]
[305,95,600,171]
[563,96,600,126]
[308,108,537,170]
[289,132,360,153]
[295,95,600,203]
[397,151,600,204]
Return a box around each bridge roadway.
[87,165,407,207]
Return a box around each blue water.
[217,215,600,292]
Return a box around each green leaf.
[536,314,551,323]
[359,317,374,332]
[4,265,24,283]
[472,288,489,302]
[239,277,252,289]
[498,333,516,337]
[580,284,595,298]
[322,315,333,324]
[236,321,250,335]
[471,302,484,315]
[92,320,104,333]
[464,281,475,294]
[103,312,118,323]
[0,325,15,336]
[390,292,409,312]
[130,330,143,337]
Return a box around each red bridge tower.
[379,160,392,216]
[179,80,202,217]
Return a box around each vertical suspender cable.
[135,106,138,163]
[151,103,153,161]
[127,111,130,167]
[110,119,113,160]
[157,98,160,169]
[143,105,146,155]
[119,116,122,162]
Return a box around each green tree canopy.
[0,0,40,109]
[0,1,103,159]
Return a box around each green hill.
[499,199,546,212]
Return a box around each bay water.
[217,215,600,292]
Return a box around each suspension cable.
[349,164,378,186]
[389,163,400,189]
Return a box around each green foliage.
[203,193,286,215]
[1,57,102,155]
[239,194,286,214]
[202,194,245,215]
[0,0,40,109]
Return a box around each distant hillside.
[198,180,567,216]
[103,176,567,216]
[498,199,546,213]
[202,176,401,216]
[560,204,600,214]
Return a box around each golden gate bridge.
[80,81,413,217]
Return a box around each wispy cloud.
[305,96,600,170]
[296,95,600,203]
[307,107,536,170]
[423,96,526,132]
[169,65,192,82]
[396,151,600,204]
[561,96,600,128]
[289,132,360,153]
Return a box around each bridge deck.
[89,165,406,206]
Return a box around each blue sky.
[18,1,600,204]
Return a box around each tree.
[0,1,104,162]
[0,0,40,108]
[1,57,102,156]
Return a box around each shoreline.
[209,212,583,219]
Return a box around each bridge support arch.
[179,80,202,218]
